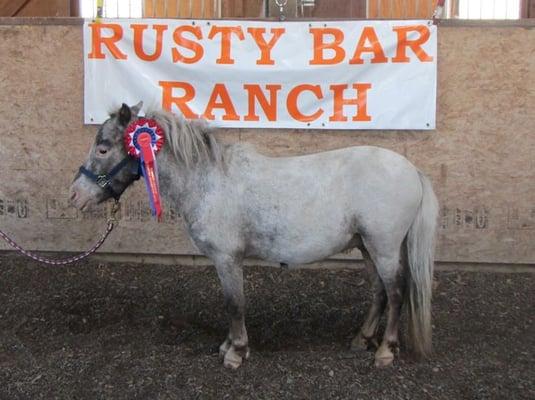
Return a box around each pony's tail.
[406,171,439,358]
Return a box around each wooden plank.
[221,0,233,17]
[404,0,416,18]
[179,0,191,17]
[191,0,203,18]
[391,0,403,19]
[143,0,166,18]
[143,0,153,17]
[379,0,390,18]
[243,0,263,17]
[145,0,209,18]
[368,0,379,18]
[368,0,437,18]
[205,0,215,18]
[221,0,244,18]
[350,0,367,18]
[69,0,79,16]
[154,0,166,17]
[234,0,244,17]
[165,0,178,18]
[310,0,366,18]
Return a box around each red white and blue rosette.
[124,118,165,221]
[124,118,164,159]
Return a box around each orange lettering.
[172,25,204,64]
[88,23,127,60]
[309,28,345,65]
[329,83,372,122]
[349,27,388,64]
[131,24,167,62]
[247,27,286,65]
[243,84,282,121]
[203,84,239,121]
[287,84,324,122]
[392,25,433,63]
[159,81,198,119]
[208,26,245,65]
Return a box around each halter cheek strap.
[78,156,139,200]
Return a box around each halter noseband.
[78,156,140,200]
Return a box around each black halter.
[78,156,140,200]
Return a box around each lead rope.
[0,201,120,265]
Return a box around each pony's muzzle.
[69,179,94,211]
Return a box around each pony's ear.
[131,101,143,117]
[118,103,131,127]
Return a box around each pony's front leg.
[214,256,249,369]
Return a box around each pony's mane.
[145,109,224,168]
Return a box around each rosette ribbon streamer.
[124,118,165,220]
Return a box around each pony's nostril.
[70,191,78,202]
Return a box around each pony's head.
[70,102,143,210]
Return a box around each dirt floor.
[0,253,533,400]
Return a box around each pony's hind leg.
[214,255,249,369]
[371,250,407,368]
[351,249,387,351]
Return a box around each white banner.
[84,19,437,130]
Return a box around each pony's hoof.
[219,339,231,359]
[223,348,243,370]
[351,333,377,352]
[374,355,394,368]
[374,343,395,368]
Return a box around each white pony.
[70,102,439,369]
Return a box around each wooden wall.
[0,20,534,266]
[144,0,219,18]
[143,0,265,18]
[1,1,534,19]
[368,0,438,19]
[142,0,436,19]
[267,0,366,19]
